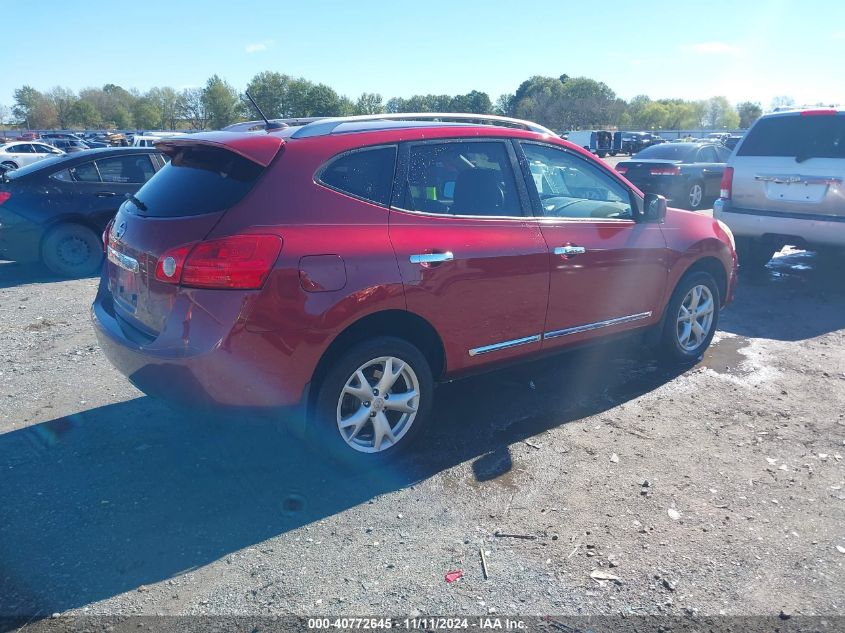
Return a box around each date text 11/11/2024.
[306,617,527,630]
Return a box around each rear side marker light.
[0,191,11,206]
[156,234,282,290]
[102,218,115,252]
[720,166,734,200]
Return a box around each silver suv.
[714,108,845,268]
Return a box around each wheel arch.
[38,215,104,254]
[309,309,447,412]
[676,255,728,308]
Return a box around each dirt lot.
[1,248,844,621]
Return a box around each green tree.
[702,96,739,129]
[147,87,180,129]
[450,90,492,114]
[111,104,134,129]
[202,75,240,129]
[177,88,208,129]
[132,97,162,129]
[354,92,383,115]
[736,101,762,128]
[68,100,101,128]
[47,87,78,128]
[13,86,58,128]
[493,93,514,116]
[245,71,292,118]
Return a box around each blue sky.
[3,0,844,109]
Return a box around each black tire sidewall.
[660,271,720,363]
[310,336,434,464]
[41,223,103,277]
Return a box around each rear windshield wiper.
[125,193,148,212]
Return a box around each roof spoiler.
[155,132,284,167]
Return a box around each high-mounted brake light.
[649,166,680,176]
[0,191,11,206]
[720,166,734,200]
[801,109,838,116]
[156,234,282,290]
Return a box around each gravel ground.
[0,248,844,621]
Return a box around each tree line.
[5,71,784,132]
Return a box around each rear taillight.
[156,234,282,290]
[720,167,734,200]
[102,218,114,252]
[615,165,628,175]
[0,191,11,206]
[649,166,680,176]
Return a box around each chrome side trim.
[107,246,139,273]
[469,334,541,357]
[544,311,652,340]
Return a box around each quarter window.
[520,142,633,219]
[402,141,522,216]
[318,146,397,206]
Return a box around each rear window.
[633,144,696,161]
[127,146,264,217]
[738,114,845,159]
[318,146,397,206]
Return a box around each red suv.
[92,114,737,460]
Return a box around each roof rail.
[290,113,556,139]
[222,117,326,133]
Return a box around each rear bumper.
[714,200,845,248]
[91,275,311,412]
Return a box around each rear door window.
[318,146,397,206]
[401,140,523,216]
[96,154,156,183]
[738,114,845,159]
[70,161,101,182]
[127,145,264,217]
[697,146,719,163]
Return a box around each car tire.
[609,151,617,157]
[658,270,720,364]
[310,336,434,464]
[41,223,104,277]
[736,239,776,272]
[686,180,706,210]
[598,151,608,158]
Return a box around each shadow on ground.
[0,342,679,616]
[0,261,91,289]
[720,249,845,341]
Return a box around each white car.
[714,107,845,268]
[0,141,64,171]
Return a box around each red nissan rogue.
[92,114,737,461]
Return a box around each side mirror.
[640,193,667,223]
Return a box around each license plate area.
[108,246,140,314]
[763,182,828,203]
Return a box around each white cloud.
[684,41,741,55]
[245,39,275,54]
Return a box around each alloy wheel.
[689,183,703,208]
[336,356,420,453]
[676,284,714,351]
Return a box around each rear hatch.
[731,111,845,218]
[104,133,283,337]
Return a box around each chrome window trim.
[389,205,532,221]
[469,334,541,357]
[544,312,652,340]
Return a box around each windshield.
[633,144,696,160]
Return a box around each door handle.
[95,191,118,197]
[410,252,454,264]
[554,245,586,256]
